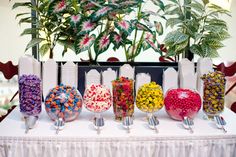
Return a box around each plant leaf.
[203,38,224,49]
[143,32,156,51]
[165,7,181,15]
[39,43,51,56]
[94,33,111,55]
[164,30,189,46]
[48,0,67,14]
[165,18,182,28]
[78,20,97,35]
[25,38,44,52]
[169,0,178,4]
[150,0,165,11]
[75,34,96,54]
[175,39,188,52]
[20,28,39,36]
[12,2,32,9]
[70,14,81,27]
[154,21,163,35]
[135,22,152,33]
[114,20,133,35]
[91,6,113,21]
[58,39,75,52]
[146,39,159,52]
[190,44,202,56]
[110,32,123,49]
[190,2,204,13]
[15,12,30,19]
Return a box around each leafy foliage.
[156,0,231,58]
[14,0,164,62]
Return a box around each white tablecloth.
[0,106,236,157]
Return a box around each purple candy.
[19,74,42,116]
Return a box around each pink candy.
[164,88,201,121]
[83,84,112,113]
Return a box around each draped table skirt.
[0,107,236,157]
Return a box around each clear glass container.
[83,84,112,113]
[112,77,134,121]
[19,74,42,117]
[201,71,226,118]
[136,82,164,116]
[45,84,83,122]
[164,88,201,121]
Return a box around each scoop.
[214,115,227,133]
[93,117,104,135]
[25,116,38,134]
[148,115,159,133]
[54,118,65,134]
[183,117,194,134]
[122,116,133,133]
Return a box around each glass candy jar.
[83,84,112,113]
[45,84,83,122]
[136,82,164,117]
[112,77,134,121]
[164,88,201,121]
[19,74,42,118]
[201,71,226,118]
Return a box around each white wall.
[0,0,235,63]
[0,0,30,64]
[216,0,236,63]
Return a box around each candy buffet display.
[164,88,201,121]
[19,74,42,117]
[112,77,134,121]
[201,71,226,117]
[45,84,83,122]
[83,84,112,134]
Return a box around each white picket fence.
[18,56,213,98]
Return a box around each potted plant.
[155,0,231,60]
[13,0,166,62]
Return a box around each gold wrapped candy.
[201,71,225,116]
[136,82,164,113]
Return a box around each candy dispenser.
[201,71,226,118]
[164,88,201,133]
[164,89,201,121]
[136,82,164,132]
[201,71,227,132]
[19,74,42,133]
[112,77,134,121]
[45,84,82,133]
[83,84,112,134]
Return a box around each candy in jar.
[136,82,164,113]
[201,71,225,117]
[164,88,201,121]
[19,74,42,117]
[112,77,134,121]
[45,84,83,122]
[83,84,112,113]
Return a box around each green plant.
[14,0,165,62]
[156,0,230,58]
[13,0,69,59]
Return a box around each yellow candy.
[136,82,164,113]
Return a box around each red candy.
[164,88,201,121]
[83,84,112,113]
[112,77,134,120]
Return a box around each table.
[0,106,236,157]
